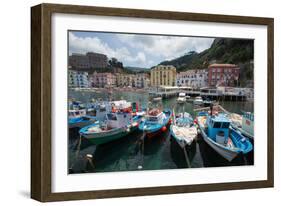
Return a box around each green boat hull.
[84,126,137,145]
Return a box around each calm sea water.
[68,90,254,174]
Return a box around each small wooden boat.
[69,115,97,129]
[196,112,253,162]
[79,112,141,145]
[138,108,172,138]
[170,112,197,148]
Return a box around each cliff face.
[160,38,254,87]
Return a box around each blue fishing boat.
[138,108,172,138]
[196,112,253,161]
[170,112,198,148]
[68,115,97,129]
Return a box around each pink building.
[208,64,240,87]
[90,72,116,88]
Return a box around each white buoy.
[137,165,143,170]
[86,154,93,159]
[86,154,95,170]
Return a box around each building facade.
[208,64,240,87]
[150,65,176,87]
[177,69,208,88]
[69,52,108,69]
[133,73,150,88]
[68,70,89,88]
[116,73,134,87]
[90,72,116,88]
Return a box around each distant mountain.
[160,38,254,87]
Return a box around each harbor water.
[68,90,254,174]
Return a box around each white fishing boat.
[69,109,87,118]
[229,112,254,140]
[80,112,139,145]
[193,96,204,105]
[170,112,197,148]
[177,93,187,103]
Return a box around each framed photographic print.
[31,3,274,202]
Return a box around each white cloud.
[69,32,214,68]
[117,34,214,61]
[69,32,147,66]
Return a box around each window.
[213,122,221,128]
[222,122,230,128]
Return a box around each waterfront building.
[90,72,116,88]
[116,73,135,87]
[69,52,108,69]
[68,70,89,88]
[150,65,176,87]
[177,69,208,88]
[133,73,150,88]
[208,64,240,87]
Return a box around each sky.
[69,31,215,68]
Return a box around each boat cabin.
[69,109,86,118]
[207,114,231,144]
[106,112,133,128]
[146,109,164,124]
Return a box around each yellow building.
[150,65,176,87]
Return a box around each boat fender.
[161,126,167,132]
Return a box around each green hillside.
[160,38,254,87]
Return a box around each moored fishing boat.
[177,93,187,103]
[229,112,254,140]
[196,111,253,162]
[170,112,198,148]
[193,96,204,106]
[138,108,172,138]
[68,115,97,129]
[79,112,140,145]
[69,109,87,119]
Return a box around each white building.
[177,69,208,88]
[68,70,89,88]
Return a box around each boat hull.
[170,125,196,148]
[231,124,254,140]
[201,132,239,162]
[83,125,138,145]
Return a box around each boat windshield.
[213,122,221,128]
[222,122,230,128]
[147,116,159,122]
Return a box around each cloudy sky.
[69,31,214,68]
